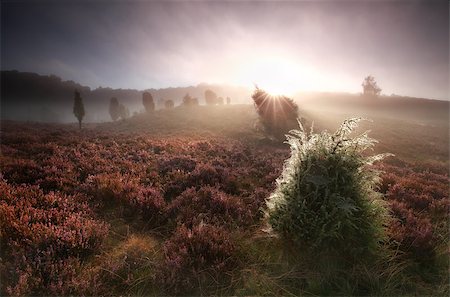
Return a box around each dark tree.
[143,91,155,112]
[182,93,199,107]
[252,87,298,140]
[165,99,174,109]
[109,97,120,121]
[204,89,218,105]
[362,75,381,97]
[226,97,231,105]
[73,90,85,129]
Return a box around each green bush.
[266,118,391,259]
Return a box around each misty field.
[0,102,448,296]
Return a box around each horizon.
[1,1,449,100]
[1,69,447,102]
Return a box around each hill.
[1,70,448,124]
[0,70,251,122]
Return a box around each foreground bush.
[266,118,391,259]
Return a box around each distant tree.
[182,93,199,107]
[217,97,224,105]
[192,97,199,106]
[226,97,231,105]
[143,92,155,112]
[182,93,191,106]
[205,89,218,105]
[109,97,120,121]
[165,99,174,109]
[73,90,85,129]
[362,75,381,97]
[252,87,298,140]
[118,103,129,119]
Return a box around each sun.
[236,54,310,96]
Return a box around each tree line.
[72,88,232,129]
[73,76,381,129]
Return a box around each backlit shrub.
[252,87,298,140]
[266,118,391,258]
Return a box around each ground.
[0,102,448,296]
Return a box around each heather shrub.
[162,162,238,201]
[266,118,391,259]
[189,163,221,184]
[167,186,252,229]
[0,180,108,296]
[0,158,44,185]
[243,187,271,221]
[252,87,298,140]
[378,163,449,261]
[83,173,139,205]
[388,201,435,260]
[83,173,166,225]
[160,224,236,294]
[163,169,191,201]
[158,156,197,175]
[129,187,166,225]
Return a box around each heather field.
[0,104,448,296]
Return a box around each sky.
[1,0,448,99]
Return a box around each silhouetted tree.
[205,89,218,105]
[118,103,129,120]
[109,97,120,121]
[73,90,85,129]
[217,97,224,105]
[143,92,155,112]
[252,87,298,140]
[165,99,174,109]
[362,75,381,97]
[182,93,199,107]
[226,97,231,105]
